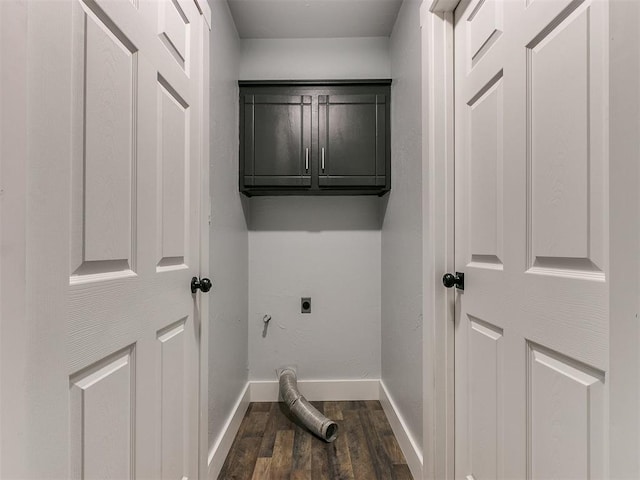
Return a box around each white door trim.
[198,9,211,479]
[609,1,640,477]
[420,1,458,479]
[0,1,29,475]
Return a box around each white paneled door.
[454,0,608,478]
[10,0,206,478]
[69,0,205,477]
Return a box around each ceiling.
[226,0,403,39]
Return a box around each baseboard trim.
[249,378,380,402]
[379,381,424,480]
[207,383,251,480]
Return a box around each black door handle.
[191,277,212,294]
[442,272,464,291]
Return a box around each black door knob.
[442,272,464,290]
[191,276,212,294]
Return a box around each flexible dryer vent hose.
[278,369,338,442]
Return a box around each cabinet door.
[242,94,312,188]
[318,94,388,188]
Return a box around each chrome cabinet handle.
[305,147,309,172]
[321,147,325,172]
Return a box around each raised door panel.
[242,94,312,188]
[156,75,188,270]
[70,1,138,280]
[526,1,605,279]
[70,348,134,479]
[157,319,189,480]
[467,317,503,480]
[528,344,604,479]
[318,94,387,188]
[466,72,504,269]
[467,0,503,69]
[158,0,189,71]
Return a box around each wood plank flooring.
[218,401,413,480]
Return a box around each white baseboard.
[207,383,251,480]
[249,378,380,402]
[379,381,424,480]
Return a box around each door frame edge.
[421,1,458,480]
[198,12,212,480]
[609,1,640,477]
[0,1,29,475]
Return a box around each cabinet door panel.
[254,104,303,176]
[319,94,388,188]
[242,95,311,187]
[327,104,376,175]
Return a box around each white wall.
[239,37,390,80]
[243,38,386,382]
[248,197,381,380]
[207,0,248,450]
[381,0,424,452]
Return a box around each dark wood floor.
[218,400,412,480]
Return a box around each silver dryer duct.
[278,368,338,442]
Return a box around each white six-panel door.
[68,0,204,477]
[8,0,206,478]
[454,0,609,478]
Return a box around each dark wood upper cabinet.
[239,80,391,196]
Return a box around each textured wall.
[208,0,248,450]
[248,197,381,381]
[381,0,424,451]
[239,37,390,80]
[242,38,385,382]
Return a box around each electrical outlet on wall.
[301,297,311,313]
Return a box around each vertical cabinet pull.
[305,147,309,172]
[321,147,325,172]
